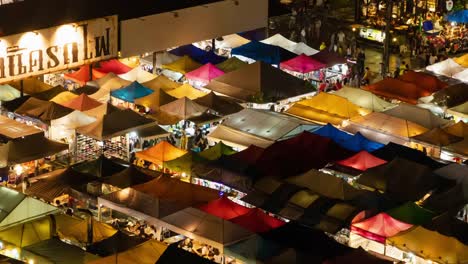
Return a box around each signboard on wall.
[0,15,118,84]
[359,27,385,43]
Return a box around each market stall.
[118,67,157,83]
[0,84,21,103]
[135,141,187,169]
[261,33,297,53]
[215,57,248,73]
[9,77,53,95]
[280,54,326,78]
[331,87,396,112]
[364,78,432,104]
[231,40,296,65]
[194,92,243,116]
[89,73,132,103]
[162,55,202,75]
[185,63,224,87]
[64,65,92,87]
[92,59,133,79]
[49,110,97,150]
[382,103,451,129]
[169,44,226,65]
[166,84,207,100]
[110,81,154,108]
[426,58,465,77]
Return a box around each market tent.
[310,51,347,67]
[94,72,132,91]
[0,115,42,140]
[0,187,58,229]
[110,81,153,103]
[57,216,116,244]
[383,103,451,129]
[141,51,180,68]
[332,87,396,112]
[49,91,79,105]
[215,57,248,72]
[452,68,468,82]
[185,63,224,84]
[434,163,468,184]
[82,102,120,119]
[26,168,97,202]
[335,150,387,172]
[371,142,444,169]
[425,213,468,245]
[447,101,468,120]
[231,40,297,65]
[443,121,468,138]
[141,75,181,91]
[72,155,126,178]
[364,78,431,104]
[454,53,468,67]
[208,125,275,149]
[0,215,53,247]
[162,55,202,74]
[76,109,154,141]
[155,243,216,264]
[411,127,463,146]
[199,196,251,220]
[206,61,312,102]
[386,202,436,225]
[343,112,428,145]
[86,231,147,257]
[64,65,91,86]
[446,9,468,23]
[421,182,468,213]
[5,133,68,164]
[314,123,352,142]
[9,77,52,95]
[99,165,157,189]
[118,67,157,83]
[286,93,371,125]
[351,212,412,243]
[15,97,73,123]
[163,152,201,174]
[0,84,21,101]
[92,59,133,79]
[87,240,168,264]
[194,92,243,116]
[74,85,99,95]
[399,70,447,93]
[338,133,384,152]
[98,187,161,219]
[261,33,297,52]
[431,83,468,108]
[24,238,100,264]
[280,54,326,73]
[159,97,208,120]
[224,144,264,167]
[198,141,237,161]
[49,110,96,140]
[166,83,207,100]
[1,95,31,112]
[426,58,464,77]
[357,158,438,202]
[387,226,468,264]
[30,85,67,101]
[230,208,285,233]
[62,93,102,111]
[291,42,319,56]
[323,247,393,264]
[134,89,177,111]
[169,44,226,64]
[161,207,254,250]
[135,141,187,166]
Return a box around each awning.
[169,44,226,64]
[332,86,396,112]
[159,97,207,120]
[230,208,285,233]
[31,85,67,101]
[383,103,451,129]
[166,83,207,100]
[135,141,187,166]
[351,212,412,243]
[310,51,347,67]
[364,78,431,104]
[194,92,243,116]
[64,65,92,86]
[231,40,296,65]
[5,133,68,164]
[386,202,436,225]
[399,70,447,93]
[280,54,326,73]
[216,57,248,73]
[62,93,102,111]
[100,165,158,189]
[9,78,52,95]
[111,81,153,103]
[92,59,133,79]
[426,58,464,77]
[185,63,224,84]
[198,196,251,220]
[335,150,387,172]
[118,67,157,83]
[162,55,201,74]
[261,34,297,52]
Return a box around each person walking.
[329,32,336,52]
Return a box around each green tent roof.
[386,202,436,225]
[198,141,237,161]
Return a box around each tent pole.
[212,39,216,52]
[20,79,24,97]
[89,64,93,81]
[152,52,157,74]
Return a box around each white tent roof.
[141,52,181,68]
[216,34,251,49]
[0,187,58,230]
[0,84,21,102]
[261,34,297,52]
[447,101,468,120]
[383,103,452,129]
[426,58,465,77]
[453,68,468,82]
[332,86,396,112]
[50,111,96,140]
[292,42,319,56]
[208,125,274,150]
[118,67,157,83]
[160,69,184,82]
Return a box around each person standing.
[357,50,366,75]
[315,19,322,40]
[329,32,336,52]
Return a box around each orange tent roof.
[364,78,431,104]
[64,65,91,86]
[63,94,103,111]
[399,71,447,93]
[135,141,187,165]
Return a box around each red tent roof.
[92,59,133,79]
[335,151,387,171]
[198,196,252,220]
[64,65,91,86]
[63,93,102,111]
[230,208,285,233]
[226,145,265,166]
[185,63,224,84]
[364,78,431,104]
[280,54,326,73]
[351,212,413,243]
[399,70,447,93]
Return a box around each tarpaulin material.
[50,91,79,105]
[448,101,468,120]
[118,67,157,83]
[169,44,226,64]
[0,115,42,140]
[314,123,353,142]
[166,83,207,100]
[386,202,436,225]
[383,103,451,129]
[87,240,168,264]
[310,51,347,67]
[286,93,371,125]
[411,127,463,146]
[62,94,102,111]
[24,238,100,264]
[335,150,387,172]
[399,70,448,93]
[1,95,31,112]
[215,34,251,50]
[135,141,187,166]
[332,87,396,112]
[261,34,297,52]
[432,83,468,108]
[64,65,91,86]
[194,92,243,116]
[74,85,99,95]
[134,89,177,111]
[372,142,444,169]
[159,97,207,120]
[185,63,224,84]
[15,98,73,123]
[9,77,53,95]
[280,54,326,73]
[216,57,248,73]
[454,53,468,67]
[444,138,468,157]
[0,84,21,101]
[208,125,275,149]
[387,226,468,264]
[444,121,468,138]
[49,110,96,140]
[94,72,132,92]
[291,42,319,56]
[339,133,384,152]
[72,155,126,178]
[452,68,468,82]
[0,215,53,247]
[162,55,202,74]
[206,61,312,102]
[92,59,133,79]
[351,212,412,243]
[198,141,237,161]
[82,102,120,119]
[230,208,285,233]
[31,85,67,101]
[224,144,264,167]
[141,75,181,91]
[111,81,153,103]
[199,196,251,220]
[364,78,431,104]
[425,213,468,245]
[57,216,116,244]
[86,231,147,257]
[426,58,464,77]
[231,40,297,65]
[100,165,158,189]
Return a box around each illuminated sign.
[359,27,386,43]
[0,15,117,84]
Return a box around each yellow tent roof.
[50,91,79,105]
[0,84,21,101]
[9,78,53,95]
[136,141,187,165]
[56,215,116,244]
[166,83,207,100]
[119,57,140,68]
[286,93,371,125]
[0,216,52,247]
[454,53,468,68]
[142,75,181,91]
[162,55,201,74]
[388,226,468,264]
[87,240,167,264]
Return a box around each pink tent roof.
[351,212,413,243]
[199,196,252,220]
[335,151,387,171]
[185,63,224,84]
[92,59,133,79]
[64,65,91,86]
[280,54,326,73]
[230,208,285,233]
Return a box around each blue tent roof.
[231,41,297,65]
[111,81,153,103]
[340,132,384,152]
[446,10,468,23]
[169,44,226,64]
[313,123,353,143]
